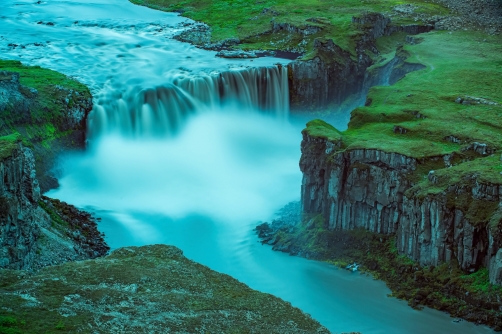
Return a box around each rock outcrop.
[287,14,431,112]
[0,244,329,334]
[300,130,502,286]
[0,139,108,271]
[0,64,93,192]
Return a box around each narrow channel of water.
[2,0,495,333]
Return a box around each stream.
[1,0,495,333]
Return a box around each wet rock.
[215,49,257,58]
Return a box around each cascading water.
[88,66,289,137]
[2,0,495,333]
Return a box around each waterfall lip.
[89,65,291,139]
[1,0,294,97]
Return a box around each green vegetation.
[129,0,449,54]
[342,31,502,158]
[304,119,342,141]
[0,59,91,144]
[38,199,69,230]
[0,133,21,160]
[305,30,502,226]
[268,218,502,329]
[0,60,87,92]
[0,60,92,189]
[0,316,25,334]
[0,245,328,333]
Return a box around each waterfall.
[88,65,289,138]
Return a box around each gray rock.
[299,132,502,285]
[215,49,257,58]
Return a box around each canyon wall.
[0,141,44,269]
[287,13,432,112]
[0,67,93,192]
[0,140,108,271]
[300,132,502,285]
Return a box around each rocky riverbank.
[256,202,502,330]
[0,244,330,333]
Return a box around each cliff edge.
[0,135,109,271]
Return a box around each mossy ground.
[267,216,502,330]
[0,245,328,334]
[129,0,449,54]
[0,133,21,160]
[343,31,502,158]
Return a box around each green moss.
[304,119,343,141]
[38,200,69,229]
[342,31,502,156]
[0,133,21,160]
[301,31,501,163]
[0,60,87,92]
[0,316,24,334]
[129,0,450,54]
[0,59,91,141]
[0,60,92,188]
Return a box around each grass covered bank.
[129,0,449,54]
[306,29,502,213]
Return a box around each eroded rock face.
[0,143,43,269]
[300,132,502,285]
[0,143,108,271]
[0,69,92,192]
[287,14,431,112]
[0,244,329,334]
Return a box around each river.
[1,0,494,333]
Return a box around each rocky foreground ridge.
[0,244,329,333]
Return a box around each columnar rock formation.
[0,141,108,271]
[0,142,43,269]
[300,131,502,285]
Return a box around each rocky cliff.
[0,137,108,271]
[0,61,93,192]
[287,14,431,112]
[300,126,502,286]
